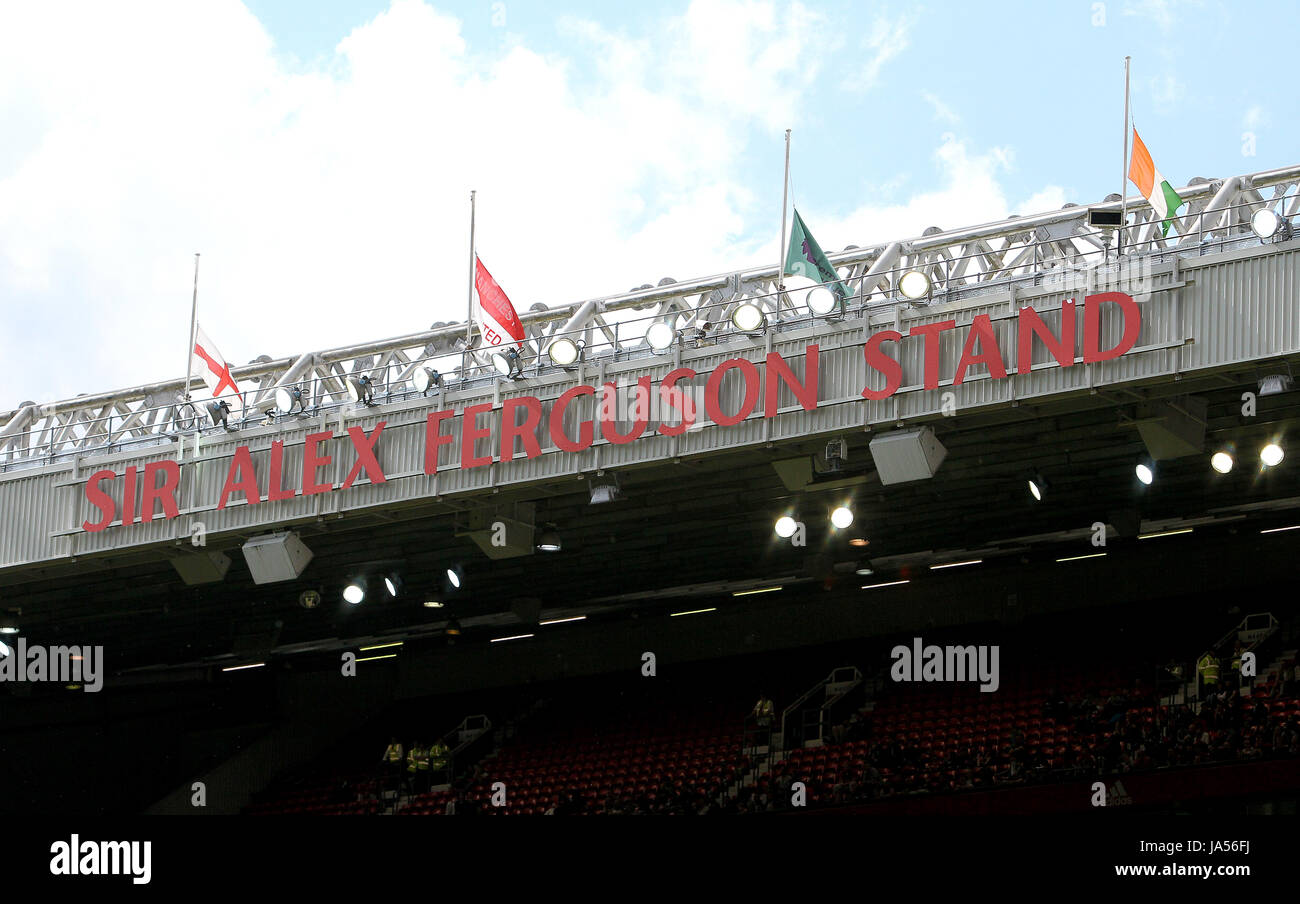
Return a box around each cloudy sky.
[1,0,1293,408]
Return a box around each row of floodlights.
[539,271,933,368]
[340,566,462,607]
[1024,441,1285,503]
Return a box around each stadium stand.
[244,603,1300,815]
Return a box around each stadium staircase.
[1170,612,1282,706]
[725,667,865,805]
[387,714,493,814]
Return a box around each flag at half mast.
[191,324,242,410]
[1128,128,1184,236]
[473,256,525,350]
[784,209,852,302]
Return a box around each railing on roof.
[2,164,1298,470]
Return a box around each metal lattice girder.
[2,162,1298,468]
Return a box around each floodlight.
[412,367,443,394]
[547,337,580,368]
[899,270,931,300]
[646,322,677,353]
[343,579,366,605]
[588,475,622,504]
[491,348,524,379]
[1135,459,1154,486]
[207,400,231,428]
[1259,374,1293,397]
[346,375,375,405]
[731,302,766,332]
[274,386,304,414]
[774,516,798,538]
[1028,471,1049,502]
[830,506,854,529]
[1210,451,1235,474]
[806,286,838,316]
[1261,442,1284,467]
[1251,208,1283,239]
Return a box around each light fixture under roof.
[1261,442,1285,467]
[1259,373,1293,397]
[383,573,403,598]
[343,579,366,605]
[899,269,930,300]
[588,475,622,504]
[646,321,677,353]
[1135,459,1154,486]
[1211,450,1234,474]
[830,506,854,529]
[423,599,444,608]
[537,526,562,552]
[1028,471,1049,502]
[732,586,783,597]
[446,567,462,589]
[731,301,766,332]
[930,559,982,570]
[854,559,874,576]
[774,515,798,538]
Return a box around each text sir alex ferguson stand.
[77,292,1142,532]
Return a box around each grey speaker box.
[241,531,313,584]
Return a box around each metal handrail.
[3,168,1298,467]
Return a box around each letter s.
[862,331,903,400]
[82,470,117,532]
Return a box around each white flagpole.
[184,253,199,402]
[778,129,791,289]
[465,190,476,349]
[1120,56,1131,255]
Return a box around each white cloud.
[842,12,913,93]
[1242,104,1268,131]
[800,134,1066,249]
[0,1,1059,411]
[921,91,960,125]
[1148,72,1186,111]
[1122,0,1205,31]
[0,0,815,406]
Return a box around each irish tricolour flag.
[1128,128,1183,236]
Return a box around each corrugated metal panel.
[3,243,1298,570]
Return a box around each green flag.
[784,209,852,302]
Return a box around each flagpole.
[466,190,476,349]
[184,253,199,402]
[1120,56,1131,256]
[778,129,791,289]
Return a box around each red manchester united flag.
[473,256,525,350]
